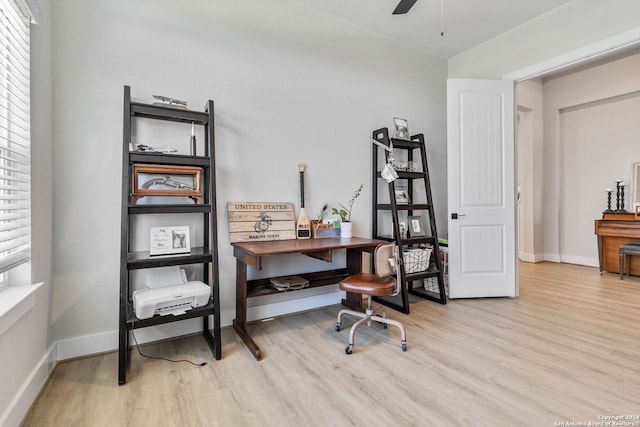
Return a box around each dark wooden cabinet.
[371,127,447,313]
[118,86,221,384]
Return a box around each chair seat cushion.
[339,273,396,296]
[619,243,640,254]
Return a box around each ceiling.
[291,0,573,59]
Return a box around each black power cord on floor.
[130,318,207,367]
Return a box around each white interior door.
[447,79,517,298]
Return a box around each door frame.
[503,27,640,267]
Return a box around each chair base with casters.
[335,296,406,354]
[335,243,406,354]
[619,243,640,280]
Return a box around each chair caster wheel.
[401,341,407,352]
[345,345,353,354]
[335,323,341,332]
[383,323,388,329]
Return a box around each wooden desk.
[595,212,640,275]
[232,237,384,360]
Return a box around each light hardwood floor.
[22,262,640,426]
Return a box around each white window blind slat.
[0,0,30,275]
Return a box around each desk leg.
[341,247,369,312]
[233,258,262,360]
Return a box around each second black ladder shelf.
[371,127,447,313]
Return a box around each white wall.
[448,0,640,79]
[0,0,56,424]
[49,0,447,355]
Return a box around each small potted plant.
[332,184,363,238]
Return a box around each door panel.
[447,79,517,298]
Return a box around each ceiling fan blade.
[392,0,417,14]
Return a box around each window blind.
[0,0,30,274]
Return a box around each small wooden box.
[312,220,341,238]
[132,164,202,204]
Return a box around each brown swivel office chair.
[336,243,407,354]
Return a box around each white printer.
[133,266,211,320]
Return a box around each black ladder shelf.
[371,127,447,314]
[118,86,222,384]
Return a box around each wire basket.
[403,248,432,274]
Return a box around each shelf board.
[389,138,422,149]
[128,204,212,214]
[125,301,215,329]
[130,102,209,124]
[376,203,431,211]
[405,267,441,281]
[246,268,349,298]
[127,247,213,270]
[129,152,211,167]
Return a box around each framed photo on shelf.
[399,221,407,239]
[408,216,426,237]
[393,117,409,139]
[149,226,191,256]
[394,186,411,204]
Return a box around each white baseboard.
[0,342,56,427]
[518,252,545,263]
[559,254,599,267]
[542,253,598,267]
[543,253,561,263]
[56,292,343,361]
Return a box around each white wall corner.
[0,342,56,427]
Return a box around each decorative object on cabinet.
[407,216,425,237]
[119,86,221,385]
[149,226,190,256]
[227,202,296,243]
[604,188,614,213]
[131,163,202,204]
[296,163,311,239]
[152,94,188,109]
[394,186,410,204]
[331,184,363,223]
[371,126,447,314]
[393,117,409,139]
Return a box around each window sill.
[0,282,44,336]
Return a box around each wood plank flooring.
[21,262,640,426]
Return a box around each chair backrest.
[374,243,396,278]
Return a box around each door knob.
[451,213,466,220]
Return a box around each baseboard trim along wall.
[55,292,345,361]
[0,343,56,427]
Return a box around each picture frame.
[393,117,409,140]
[408,216,426,237]
[394,186,411,204]
[149,226,191,256]
[399,221,407,239]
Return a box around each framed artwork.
[149,226,191,256]
[394,186,410,204]
[393,117,409,139]
[408,216,426,237]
